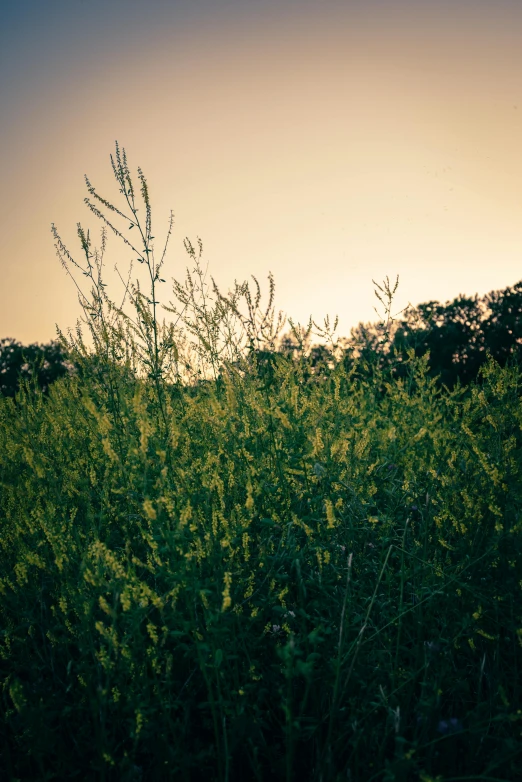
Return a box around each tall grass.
[1,145,521,781]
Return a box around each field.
[1,147,521,780]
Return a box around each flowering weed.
[1,146,521,781]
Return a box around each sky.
[1,0,522,348]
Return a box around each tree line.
[2,279,522,398]
[342,279,522,388]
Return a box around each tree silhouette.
[342,280,522,389]
[482,281,522,367]
[391,294,486,387]
[0,338,75,398]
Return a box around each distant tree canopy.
[3,280,522,399]
[0,338,75,398]
[342,280,522,389]
[0,338,142,400]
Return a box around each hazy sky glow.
[1,0,521,346]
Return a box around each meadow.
[1,145,521,781]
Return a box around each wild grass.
[1,145,521,781]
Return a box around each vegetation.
[5,276,522,402]
[0,337,74,399]
[1,145,521,781]
[343,281,522,391]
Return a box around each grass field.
[1,146,521,780]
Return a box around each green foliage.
[1,145,521,781]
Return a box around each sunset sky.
[1,0,521,348]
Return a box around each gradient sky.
[1,0,521,347]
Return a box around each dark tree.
[0,338,75,399]
[391,294,487,388]
[341,280,522,390]
[482,281,522,367]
